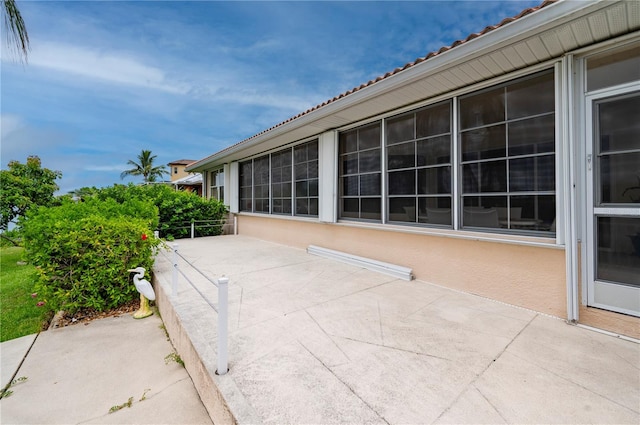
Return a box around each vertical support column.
[172,243,179,297]
[318,131,337,223]
[216,276,229,375]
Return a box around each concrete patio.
[153,235,639,425]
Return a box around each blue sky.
[1,0,541,193]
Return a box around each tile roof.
[195,0,558,166]
[168,159,197,165]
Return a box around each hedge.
[21,198,162,314]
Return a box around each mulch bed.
[47,299,144,329]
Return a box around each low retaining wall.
[153,268,262,425]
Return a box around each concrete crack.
[432,313,538,424]
[298,340,390,425]
[304,310,351,362]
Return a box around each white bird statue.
[128,267,156,319]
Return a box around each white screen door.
[586,89,640,317]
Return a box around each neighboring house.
[168,159,197,181]
[187,0,640,339]
[172,173,204,196]
[168,159,203,196]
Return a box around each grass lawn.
[0,247,48,342]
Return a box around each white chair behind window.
[426,208,451,225]
[464,208,499,228]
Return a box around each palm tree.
[120,150,169,183]
[2,0,29,62]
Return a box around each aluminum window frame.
[237,139,320,217]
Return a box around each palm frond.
[3,0,30,62]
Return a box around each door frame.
[584,85,640,317]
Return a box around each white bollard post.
[191,220,195,239]
[172,243,179,297]
[153,230,159,239]
[233,215,238,235]
[216,276,229,375]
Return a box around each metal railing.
[158,242,228,375]
[157,217,235,240]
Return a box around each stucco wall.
[235,214,567,318]
[169,164,191,181]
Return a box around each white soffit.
[307,245,414,281]
[191,0,640,170]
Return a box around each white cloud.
[1,114,24,139]
[23,42,190,95]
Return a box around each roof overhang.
[188,0,639,172]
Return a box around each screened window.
[387,101,452,225]
[294,140,319,216]
[271,150,292,214]
[339,123,382,220]
[238,140,319,217]
[459,70,555,232]
[253,155,270,213]
[210,168,224,202]
[239,161,252,212]
[587,42,640,92]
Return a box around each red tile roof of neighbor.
[196,0,558,165]
[168,159,197,165]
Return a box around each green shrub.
[21,198,162,314]
[95,184,227,239]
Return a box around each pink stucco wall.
[236,214,567,318]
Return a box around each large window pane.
[598,96,640,152]
[343,176,358,196]
[417,102,450,138]
[343,154,358,175]
[295,163,308,180]
[462,161,507,193]
[459,70,555,234]
[361,198,381,220]
[508,115,555,156]
[506,72,555,119]
[388,170,415,195]
[294,140,319,217]
[342,198,359,218]
[387,114,414,145]
[388,142,415,170]
[511,195,556,231]
[271,149,292,216]
[359,124,381,150]
[417,135,450,166]
[461,125,506,161]
[360,149,381,173]
[360,174,381,196]
[385,100,452,227]
[459,86,505,128]
[418,197,452,225]
[587,43,640,92]
[509,155,555,192]
[339,122,382,221]
[462,197,506,229]
[389,197,416,223]
[253,155,270,213]
[418,167,450,194]
[600,152,640,204]
[239,161,252,212]
[597,217,640,286]
[339,131,357,154]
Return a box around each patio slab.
[153,235,640,425]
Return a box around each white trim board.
[307,245,414,281]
